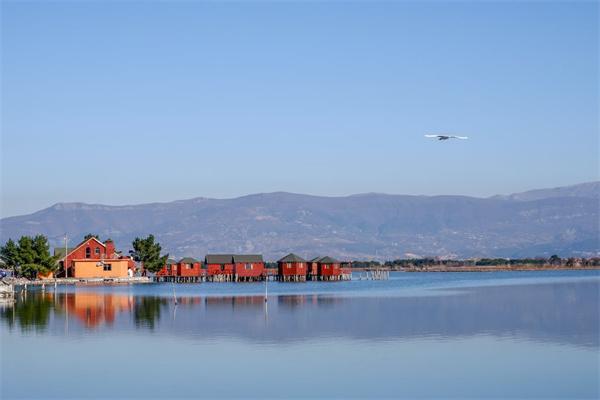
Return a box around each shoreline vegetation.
[351,256,600,272]
[354,265,600,272]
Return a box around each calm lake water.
[1,270,599,399]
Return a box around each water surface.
[1,270,598,399]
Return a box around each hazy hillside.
[1,182,598,260]
[492,181,600,201]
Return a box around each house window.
[95,247,100,255]
[103,264,112,271]
[187,264,192,269]
[287,263,292,269]
[245,263,253,270]
[85,247,91,258]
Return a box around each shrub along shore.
[351,256,600,272]
[352,264,600,272]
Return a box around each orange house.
[55,236,132,279]
[71,259,130,279]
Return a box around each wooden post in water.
[172,281,178,305]
[264,272,268,303]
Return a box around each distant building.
[306,256,349,281]
[233,254,264,281]
[54,237,133,279]
[205,254,235,281]
[307,257,321,280]
[177,257,202,277]
[277,253,308,281]
[155,257,203,282]
[317,256,342,280]
[157,258,178,277]
[205,254,264,281]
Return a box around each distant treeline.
[351,256,600,269]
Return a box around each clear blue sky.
[1,1,598,218]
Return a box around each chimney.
[105,239,115,259]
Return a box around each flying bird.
[425,134,469,141]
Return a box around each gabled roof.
[319,256,339,264]
[54,236,107,261]
[205,254,264,264]
[233,254,264,263]
[309,256,324,263]
[74,236,106,251]
[179,257,199,264]
[278,253,306,263]
[205,254,234,264]
[166,258,178,265]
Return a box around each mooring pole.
[64,234,68,278]
[264,272,268,303]
[172,281,178,305]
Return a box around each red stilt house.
[277,253,307,282]
[307,257,321,280]
[157,259,178,277]
[205,254,265,282]
[233,254,264,281]
[205,254,235,281]
[318,256,341,280]
[177,257,201,277]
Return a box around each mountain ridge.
[24,180,600,214]
[1,182,598,260]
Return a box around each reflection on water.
[2,274,598,399]
[1,292,57,332]
[134,296,167,329]
[2,280,598,348]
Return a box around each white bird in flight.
[425,134,469,141]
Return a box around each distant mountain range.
[1,182,598,260]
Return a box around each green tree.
[0,238,20,276]
[84,233,99,241]
[0,235,58,278]
[130,234,168,274]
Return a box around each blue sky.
[1,1,598,218]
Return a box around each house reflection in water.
[1,292,166,331]
[277,294,343,309]
[64,292,135,328]
[205,295,265,310]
